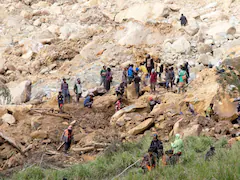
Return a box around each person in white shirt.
[74,78,82,103]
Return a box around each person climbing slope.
[149,97,161,111]
[115,97,123,112]
[205,103,215,118]
[116,82,125,98]
[122,67,128,87]
[186,101,195,115]
[62,125,73,154]
[180,14,188,26]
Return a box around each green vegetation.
[8,136,240,180]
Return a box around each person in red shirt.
[150,69,157,93]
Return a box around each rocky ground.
[0,0,240,176]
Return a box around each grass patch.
[9,136,240,180]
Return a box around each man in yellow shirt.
[139,62,148,86]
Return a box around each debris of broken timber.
[30,109,72,119]
[0,131,26,156]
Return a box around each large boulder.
[111,103,147,125]
[1,113,16,125]
[128,118,154,135]
[171,37,191,54]
[197,54,214,65]
[8,80,32,104]
[115,2,169,23]
[197,43,212,54]
[92,95,117,110]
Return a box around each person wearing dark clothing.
[62,125,73,154]
[169,67,175,89]
[128,65,134,84]
[184,62,190,84]
[57,91,64,113]
[105,68,112,91]
[149,134,164,159]
[180,14,188,26]
[149,97,161,111]
[116,83,125,97]
[134,73,141,97]
[145,54,154,75]
[61,78,70,103]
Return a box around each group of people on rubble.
[141,133,184,172]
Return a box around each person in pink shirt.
[150,69,157,93]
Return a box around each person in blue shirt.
[84,94,94,108]
[128,64,134,84]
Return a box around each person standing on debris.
[74,78,82,103]
[169,67,175,90]
[57,91,64,113]
[122,67,128,87]
[171,134,183,156]
[145,54,154,76]
[186,101,195,115]
[84,94,94,108]
[157,58,164,81]
[139,62,148,86]
[105,68,113,91]
[62,125,73,154]
[180,14,188,26]
[184,62,190,84]
[128,64,134,84]
[149,97,161,111]
[205,103,215,118]
[178,66,187,94]
[149,134,164,160]
[134,72,141,98]
[150,69,157,93]
[165,68,170,91]
[61,78,70,103]
[100,66,107,87]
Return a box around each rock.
[184,18,199,36]
[128,118,154,135]
[171,37,191,54]
[197,54,214,65]
[126,83,138,99]
[197,43,212,54]
[115,2,169,23]
[72,147,95,153]
[30,130,48,139]
[111,103,147,125]
[182,124,202,138]
[31,117,42,130]
[74,133,86,142]
[1,113,16,125]
[33,19,42,27]
[168,4,180,11]
[8,80,32,104]
[0,82,11,105]
[92,95,117,110]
